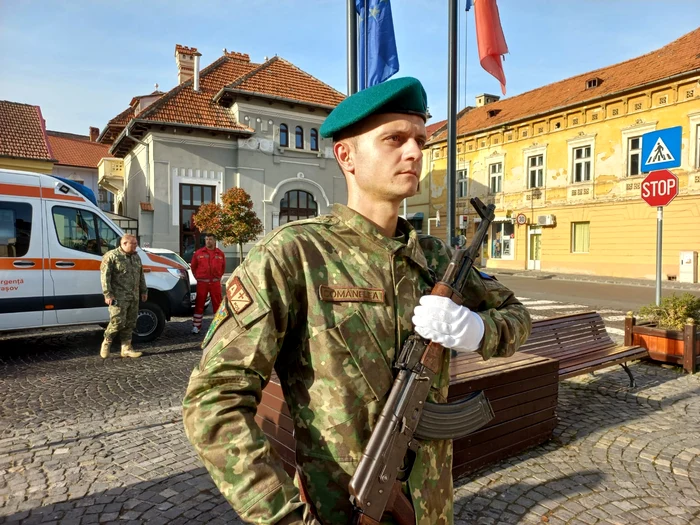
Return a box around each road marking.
[518,300,560,306]
[606,327,625,336]
[526,304,589,311]
[602,315,627,322]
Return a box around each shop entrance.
[528,226,542,270]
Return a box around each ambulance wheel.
[133,301,165,343]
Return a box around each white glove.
[412,295,485,352]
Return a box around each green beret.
[320,77,428,139]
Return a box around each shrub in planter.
[632,293,700,373]
[638,293,700,330]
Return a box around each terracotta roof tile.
[47,132,112,169]
[137,54,257,130]
[224,57,345,108]
[426,119,447,139]
[0,100,54,161]
[431,28,700,143]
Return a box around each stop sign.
[641,169,678,207]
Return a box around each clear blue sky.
[1,1,698,135]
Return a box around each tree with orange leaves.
[193,188,263,264]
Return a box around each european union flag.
[356,0,399,89]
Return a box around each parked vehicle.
[143,247,210,309]
[0,169,191,342]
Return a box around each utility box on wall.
[679,251,698,283]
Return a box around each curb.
[488,270,700,291]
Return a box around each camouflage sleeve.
[463,270,531,360]
[139,263,147,296]
[100,252,113,298]
[182,243,307,524]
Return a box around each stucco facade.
[418,30,700,281]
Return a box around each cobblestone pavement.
[2,319,700,524]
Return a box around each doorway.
[528,226,542,270]
[179,183,215,263]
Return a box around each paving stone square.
[1,319,699,524]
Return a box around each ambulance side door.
[0,197,44,330]
[45,202,116,325]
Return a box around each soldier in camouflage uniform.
[100,233,147,358]
[183,77,531,525]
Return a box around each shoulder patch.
[478,270,497,281]
[227,276,253,314]
[201,300,231,349]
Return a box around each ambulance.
[0,169,192,342]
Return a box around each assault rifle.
[349,197,497,525]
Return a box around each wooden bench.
[258,351,560,480]
[520,311,648,387]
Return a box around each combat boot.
[100,339,111,359]
[120,342,142,358]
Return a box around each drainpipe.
[125,126,151,202]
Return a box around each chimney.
[175,44,198,84]
[193,51,202,92]
[475,93,500,107]
[89,126,100,142]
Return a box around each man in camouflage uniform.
[183,77,531,525]
[100,233,147,359]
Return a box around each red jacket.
[191,247,226,282]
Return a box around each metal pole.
[656,206,663,306]
[446,0,458,247]
[347,0,358,95]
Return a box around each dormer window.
[586,77,601,89]
[487,109,501,118]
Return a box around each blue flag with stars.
[356,0,399,89]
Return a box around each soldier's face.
[120,238,138,253]
[345,113,426,204]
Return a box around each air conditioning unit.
[537,214,556,226]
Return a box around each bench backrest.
[519,311,615,360]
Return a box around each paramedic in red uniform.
[190,234,225,334]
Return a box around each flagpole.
[446,0,458,247]
[347,0,358,95]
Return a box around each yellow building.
[417,28,700,281]
[0,101,56,174]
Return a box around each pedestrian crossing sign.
[641,126,682,172]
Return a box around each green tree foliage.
[193,188,263,260]
[638,293,700,330]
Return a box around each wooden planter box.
[624,315,698,374]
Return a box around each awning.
[405,212,424,220]
[493,216,514,222]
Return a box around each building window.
[573,146,592,182]
[279,190,317,225]
[696,123,700,169]
[491,221,514,260]
[0,201,32,257]
[98,189,114,213]
[627,136,642,176]
[295,126,304,149]
[489,162,502,193]
[310,128,319,151]
[280,124,288,147]
[528,155,544,188]
[457,169,468,198]
[572,222,590,253]
[180,184,216,263]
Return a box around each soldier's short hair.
[120,234,138,243]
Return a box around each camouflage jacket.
[183,204,531,525]
[100,248,147,302]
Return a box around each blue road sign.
[641,126,682,172]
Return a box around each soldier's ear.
[333,139,355,175]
